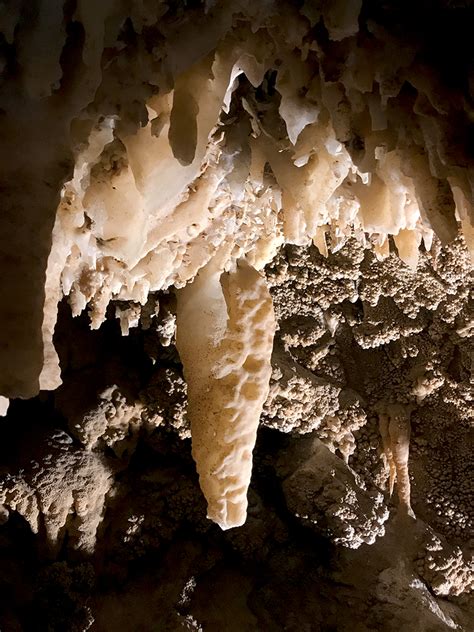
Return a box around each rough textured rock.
[0,425,114,555]
[280,436,389,549]
[0,1,473,630]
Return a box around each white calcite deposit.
[0,0,472,532]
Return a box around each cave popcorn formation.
[30,32,474,528]
[0,0,472,577]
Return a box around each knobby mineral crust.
[0,1,473,630]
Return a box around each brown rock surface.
[0,1,473,630]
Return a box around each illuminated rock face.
[1,0,473,402]
[0,3,473,629]
[2,0,473,528]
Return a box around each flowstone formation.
[0,1,473,630]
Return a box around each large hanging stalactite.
[176,259,275,529]
[0,2,473,629]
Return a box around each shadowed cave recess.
[0,1,473,630]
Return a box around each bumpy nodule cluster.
[0,7,472,628]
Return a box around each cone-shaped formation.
[176,260,275,529]
[0,0,473,530]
